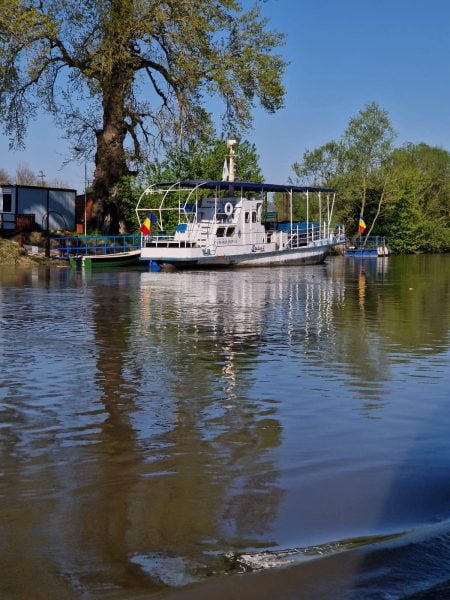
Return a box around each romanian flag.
[140,215,151,235]
[358,216,366,234]
[140,213,157,235]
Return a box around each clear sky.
[1,0,449,192]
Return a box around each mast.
[223,139,236,182]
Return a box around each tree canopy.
[292,103,450,253]
[0,0,285,230]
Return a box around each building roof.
[0,183,76,193]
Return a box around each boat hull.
[141,244,329,269]
[346,247,389,258]
[70,250,141,269]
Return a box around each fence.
[53,235,141,259]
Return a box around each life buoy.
[224,202,233,216]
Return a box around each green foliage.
[381,144,450,253]
[116,176,141,233]
[272,191,323,223]
[342,102,395,176]
[292,141,343,186]
[292,103,450,253]
[117,137,263,232]
[162,138,264,182]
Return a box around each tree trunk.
[363,178,388,245]
[360,175,367,218]
[357,175,367,244]
[93,72,131,234]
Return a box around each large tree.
[341,102,395,222]
[292,102,396,239]
[0,0,285,230]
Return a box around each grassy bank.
[0,238,58,267]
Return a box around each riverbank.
[0,237,65,267]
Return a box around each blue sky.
[1,0,449,192]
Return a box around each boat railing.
[54,235,141,258]
[287,224,328,248]
[331,225,347,245]
[216,238,237,246]
[142,234,197,249]
[350,235,388,249]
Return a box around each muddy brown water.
[0,255,449,599]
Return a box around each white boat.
[136,142,342,269]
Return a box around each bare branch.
[145,67,169,107]
[139,57,177,90]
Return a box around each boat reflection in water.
[59,264,348,594]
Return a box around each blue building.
[0,184,76,233]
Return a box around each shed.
[0,184,76,232]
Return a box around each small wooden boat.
[69,249,141,269]
[54,234,142,268]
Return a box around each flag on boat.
[140,216,151,235]
[358,216,366,234]
[140,212,157,235]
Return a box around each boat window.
[226,227,235,237]
[216,227,225,237]
[2,192,12,212]
[245,212,250,223]
[256,203,262,220]
[252,211,257,223]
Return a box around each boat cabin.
[171,194,266,247]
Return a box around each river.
[0,255,449,599]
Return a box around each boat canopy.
[151,180,338,194]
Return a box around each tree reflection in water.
[67,269,286,593]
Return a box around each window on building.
[2,192,12,213]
